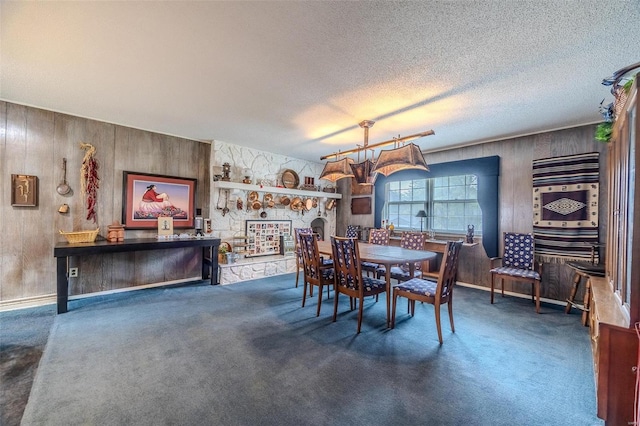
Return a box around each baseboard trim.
[0,277,567,312]
[0,277,203,312]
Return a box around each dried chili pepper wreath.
[80,142,99,223]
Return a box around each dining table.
[316,239,437,327]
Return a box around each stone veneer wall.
[209,140,337,283]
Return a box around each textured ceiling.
[2,1,639,163]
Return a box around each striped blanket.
[532,152,599,263]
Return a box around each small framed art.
[11,174,38,207]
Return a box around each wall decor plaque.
[11,174,38,207]
[351,197,371,215]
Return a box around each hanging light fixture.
[349,120,377,185]
[319,157,355,182]
[371,140,429,176]
[321,124,434,179]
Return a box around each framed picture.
[11,174,38,207]
[351,197,371,214]
[245,220,292,257]
[157,217,174,236]
[122,171,196,229]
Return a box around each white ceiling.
[2,1,639,163]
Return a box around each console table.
[54,237,220,314]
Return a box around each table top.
[54,237,221,257]
[316,240,436,266]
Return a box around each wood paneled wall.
[337,125,609,303]
[0,102,210,303]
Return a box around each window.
[383,174,482,234]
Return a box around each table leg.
[56,256,69,314]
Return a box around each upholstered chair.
[378,232,427,282]
[299,233,334,316]
[330,236,387,333]
[345,225,359,239]
[391,241,463,344]
[361,228,390,276]
[294,228,313,288]
[490,232,543,313]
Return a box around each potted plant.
[218,244,228,264]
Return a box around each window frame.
[382,174,482,235]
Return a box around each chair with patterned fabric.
[294,228,313,288]
[361,228,390,277]
[490,232,543,313]
[299,233,334,316]
[391,241,463,344]
[330,236,387,333]
[377,232,427,282]
[345,225,360,239]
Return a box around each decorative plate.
[281,169,299,189]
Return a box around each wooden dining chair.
[490,232,542,313]
[299,233,334,316]
[330,236,387,333]
[377,231,427,282]
[361,228,390,276]
[294,228,313,288]
[391,240,463,344]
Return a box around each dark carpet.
[0,304,55,426]
[18,275,601,425]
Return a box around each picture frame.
[11,174,38,207]
[351,197,372,214]
[157,217,174,236]
[122,171,196,229]
[245,220,292,257]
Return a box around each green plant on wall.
[595,121,613,143]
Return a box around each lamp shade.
[371,143,429,177]
[350,159,378,185]
[319,158,355,182]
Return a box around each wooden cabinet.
[589,277,637,424]
[593,78,640,424]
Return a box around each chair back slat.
[400,231,427,271]
[437,241,463,300]
[368,228,390,245]
[345,225,359,239]
[502,232,535,270]
[299,233,322,280]
[330,236,363,293]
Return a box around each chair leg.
[490,273,495,304]
[356,296,364,334]
[534,280,541,314]
[332,291,339,322]
[295,262,300,288]
[434,303,443,345]
[448,299,455,333]
[316,285,323,317]
[302,280,308,307]
[565,271,581,314]
[501,277,504,297]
